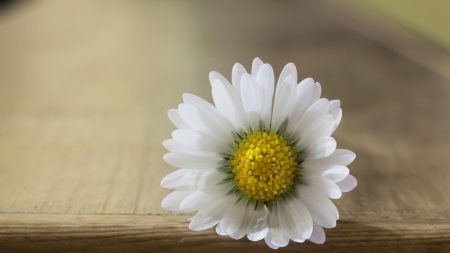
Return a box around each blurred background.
[0,0,450,219]
[350,0,450,51]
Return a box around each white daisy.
[161,58,357,249]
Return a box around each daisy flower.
[161,58,357,249]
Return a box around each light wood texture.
[0,0,450,252]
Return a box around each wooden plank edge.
[0,214,449,252]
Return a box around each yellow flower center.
[230,132,299,202]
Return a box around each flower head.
[161,58,357,249]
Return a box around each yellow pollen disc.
[230,132,299,201]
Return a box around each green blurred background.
[2,0,450,51]
[353,0,450,50]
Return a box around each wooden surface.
[1,0,450,252]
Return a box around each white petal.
[161,190,193,211]
[177,105,213,135]
[251,57,264,77]
[232,63,248,95]
[182,93,235,133]
[160,169,189,189]
[189,194,236,231]
[209,71,231,88]
[323,165,350,182]
[172,129,232,154]
[247,203,269,241]
[255,64,275,130]
[163,153,225,170]
[240,74,264,131]
[289,98,330,143]
[331,108,342,134]
[286,196,313,240]
[296,115,334,151]
[264,233,280,250]
[221,198,248,235]
[182,93,217,118]
[209,72,236,122]
[303,175,342,199]
[278,62,297,88]
[168,109,190,129]
[162,139,219,158]
[297,185,339,220]
[229,200,254,239]
[304,164,349,183]
[271,75,296,132]
[312,82,322,99]
[296,77,310,95]
[304,149,356,166]
[297,185,338,228]
[303,137,336,160]
[183,170,230,190]
[278,199,305,242]
[285,81,321,134]
[179,182,234,212]
[308,223,326,244]
[329,100,341,111]
[268,206,289,247]
[178,103,234,141]
[336,174,357,192]
[211,79,249,132]
[216,222,227,236]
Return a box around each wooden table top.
[1,1,450,252]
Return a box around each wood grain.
[0,0,450,252]
[0,215,449,253]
